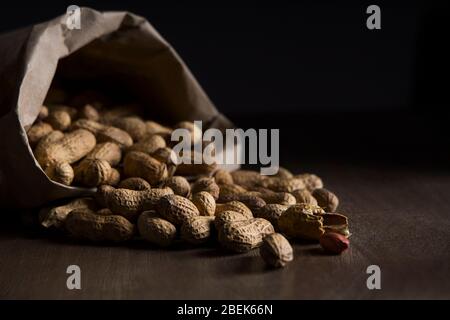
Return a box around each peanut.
[181,216,215,244]
[45,161,74,186]
[128,134,166,155]
[145,120,173,136]
[312,188,339,212]
[218,194,266,212]
[74,159,118,187]
[319,232,350,254]
[35,129,96,170]
[38,105,49,120]
[124,151,168,185]
[260,233,293,268]
[322,213,350,237]
[65,208,134,242]
[112,116,147,141]
[230,170,266,189]
[291,189,318,206]
[191,177,220,200]
[218,218,274,253]
[255,204,288,230]
[100,105,140,125]
[295,173,323,191]
[72,119,133,149]
[96,208,113,216]
[157,194,200,226]
[118,177,151,191]
[274,167,294,179]
[27,122,53,147]
[213,169,234,185]
[46,109,71,131]
[260,177,305,192]
[218,183,247,199]
[100,186,173,220]
[192,191,216,216]
[278,205,325,240]
[248,188,296,205]
[215,201,253,219]
[152,147,178,177]
[214,210,249,229]
[163,176,191,197]
[138,211,176,247]
[175,162,217,177]
[86,142,122,166]
[39,197,98,228]
[79,104,100,121]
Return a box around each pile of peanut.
[30,98,351,268]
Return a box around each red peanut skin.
[319,232,350,254]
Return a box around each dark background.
[1,0,448,167]
[1,1,450,300]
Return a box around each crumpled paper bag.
[0,7,233,208]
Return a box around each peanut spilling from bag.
[29,94,352,265]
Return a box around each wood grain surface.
[1,163,449,299]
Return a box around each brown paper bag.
[0,7,233,209]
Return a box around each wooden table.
[1,160,449,300]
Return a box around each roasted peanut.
[181,216,215,244]
[118,177,151,191]
[291,189,318,206]
[278,205,325,240]
[46,109,71,131]
[163,176,191,197]
[218,183,247,199]
[74,158,118,187]
[45,161,74,186]
[79,104,100,121]
[260,177,305,192]
[192,191,216,216]
[295,173,323,191]
[112,116,147,141]
[274,167,293,179]
[35,129,96,170]
[138,211,176,247]
[213,169,234,185]
[157,194,200,226]
[65,208,134,242]
[230,170,266,189]
[38,105,49,120]
[27,122,53,147]
[123,151,168,185]
[218,218,274,253]
[128,134,166,155]
[86,142,122,166]
[191,177,220,200]
[218,194,266,212]
[39,197,98,228]
[313,188,339,212]
[100,185,173,220]
[319,232,350,254]
[260,233,293,268]
[145,120,173,136]
[215,201,253,219]
[214,210,249,229]
[255,204,289,230]
[72,119,132,149]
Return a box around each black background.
[1,0,449,165]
